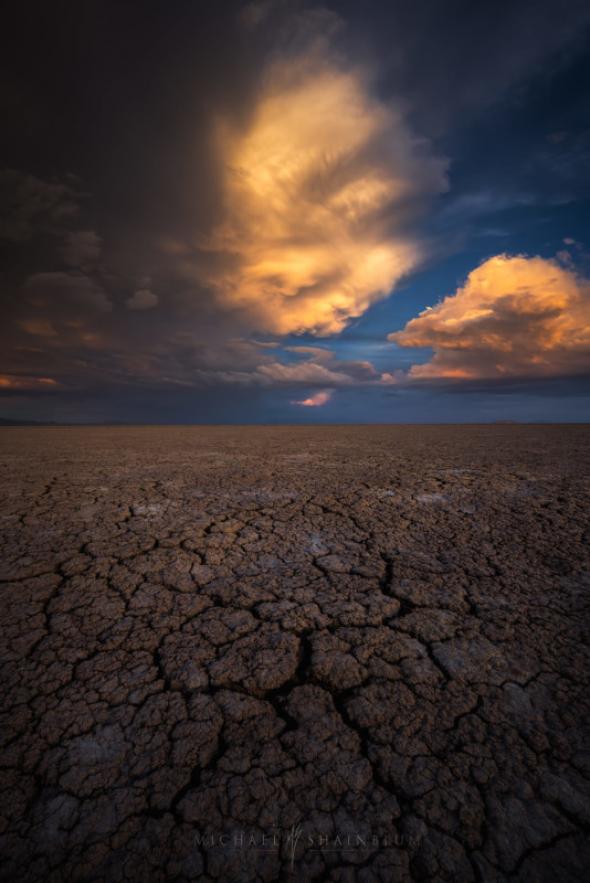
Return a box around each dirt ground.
[0,425,589,882]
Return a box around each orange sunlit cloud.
[0,374,59,390]
[291,390,332,407]
[18,318,58,337]
[388,254,590,380]
[204,47,447,335]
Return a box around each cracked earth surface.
[0,425,589,882]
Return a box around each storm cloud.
[1,1,589,422]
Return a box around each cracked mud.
[0,425,589,882]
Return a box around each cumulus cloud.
[254,344,379,387]
[202,38,447,335]
[256,360,352,385]
[291,390,332,407]
[162,343,383,391]
[127,289,159,310]
[388,254,590,381]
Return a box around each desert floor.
[0,425,589,882]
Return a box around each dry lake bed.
[0,425,589,882]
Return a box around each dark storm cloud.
[0,170,83,243]
[349,0,590,133]
[61,230,102,269]
[24,270,111,316]
[1,1,590,421]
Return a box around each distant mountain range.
[0,418,59,426]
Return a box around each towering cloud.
[389,255,590,381]
[204,44,447,335]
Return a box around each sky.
[1,0,590,424]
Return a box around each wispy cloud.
[0,374,60,391]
